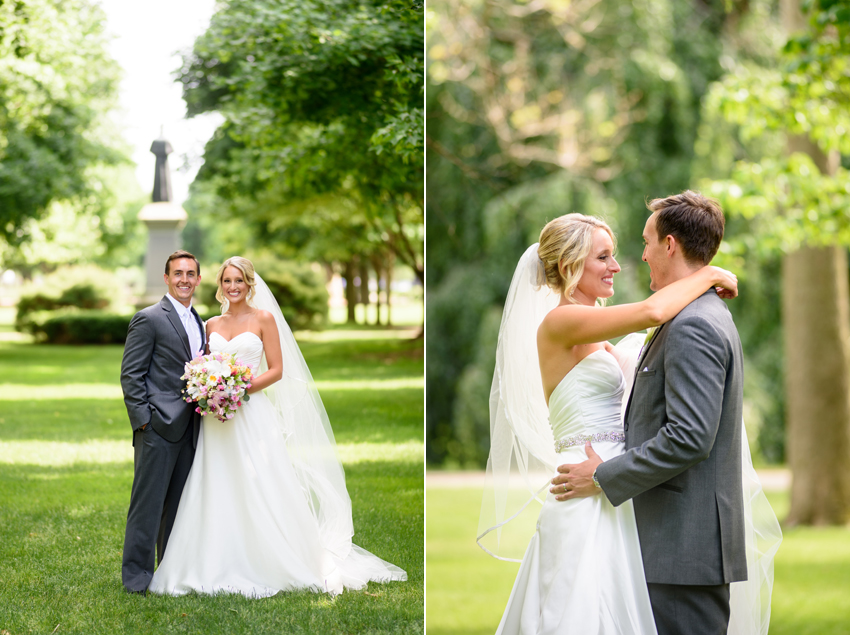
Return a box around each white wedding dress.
[496,349,657,634]
[148,331,407,597]
[482,244,781,635]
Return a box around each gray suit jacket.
[595,290,747,585]
[120,296,205,444]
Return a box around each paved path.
[427,468,791,493]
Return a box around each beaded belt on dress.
[554,431,625,452]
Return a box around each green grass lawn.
[0,329,423,634]
[426,483,850,635]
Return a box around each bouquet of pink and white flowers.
[181,352,254,422]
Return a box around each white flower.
[204,359,233,379]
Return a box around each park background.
[0,0,424,633]
[426,0,850,634]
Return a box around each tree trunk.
[372,258,383,326]
[359,258,370,323]
[783,247,850,524]
[344,259,357,324]
[386,252,394,327]
[781,0,850,524]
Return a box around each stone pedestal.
[137,201,188,308]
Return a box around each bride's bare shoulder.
[539,304,583,334]
[254,310,277,334]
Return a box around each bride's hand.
[710,266,738,299]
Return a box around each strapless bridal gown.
[496,349,657,635]
[148,331,406,597]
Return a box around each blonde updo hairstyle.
[215,256,258,311]
[538,213,616,305]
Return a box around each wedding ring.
[563,484,568,493]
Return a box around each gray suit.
[120,296,205,592]
[596,290,746,633]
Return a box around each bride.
[479,211,781,634]
[148,256,406,596]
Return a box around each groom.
[120,250,205,593]
[551,191,747,635]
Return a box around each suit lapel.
[161,296,192,359]
[624,323,666,425]
[636,323,664,372]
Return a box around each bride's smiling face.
[572,228,620,304]
[220,266,250,305]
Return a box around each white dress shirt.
[166,293,203,357]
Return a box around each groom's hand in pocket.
[550,442,603,501]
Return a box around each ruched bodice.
[209,331,264,368]
[548,349,625,442]
[497,346,657,634]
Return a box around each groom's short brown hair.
[647,190,725,266]
[165,250,200,275]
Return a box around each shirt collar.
[165,293,193,319]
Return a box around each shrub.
[15,294,61,332]
[56,284,109,310]
[16,266,120,336]
[262,263,328,331]
[33,311,132,344]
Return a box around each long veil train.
[241,273,407,587]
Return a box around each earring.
[247,289,253,300]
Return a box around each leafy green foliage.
[692,0,850,462]
[16,275,115,335]
[0,0,130,248]
[34,311,132,344]
[426,0,732,465]
[262,263,329,331]
[179,0,424,279]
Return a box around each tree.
[178,0,423,284]
[425,0,732,465]
[0,0,127,252]
[699,0,850,524]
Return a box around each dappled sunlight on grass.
[316,377,423,391]
[0,327,423,633]
[0,378,421,400]
[427,484,850,635]
[0,439,131,465]
[0,330,31,342]
[1,383,124,400]
[337,441,423,464]
[0,439,423,467]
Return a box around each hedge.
[34,311,132,344]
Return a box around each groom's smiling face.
[164,258,201,307]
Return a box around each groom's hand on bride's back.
[550,442,603,501]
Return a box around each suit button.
[624,423,629,431]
